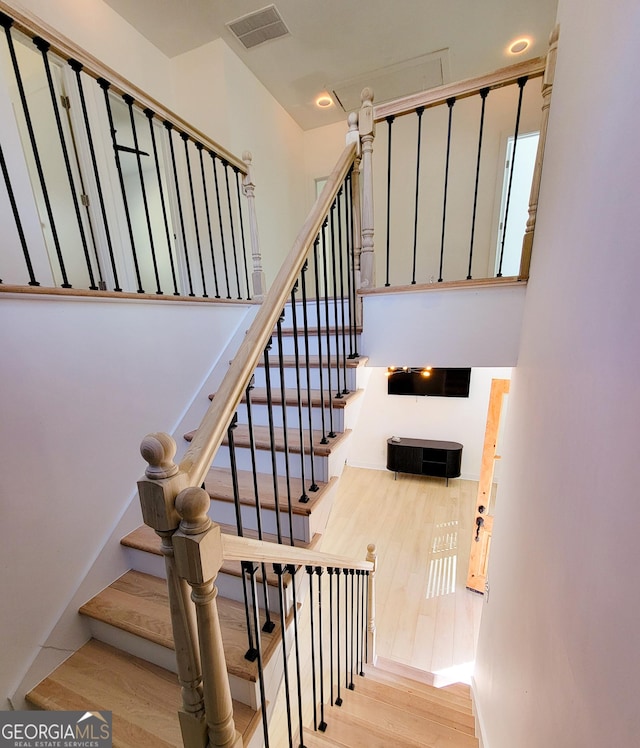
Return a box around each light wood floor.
[319,466,484,685]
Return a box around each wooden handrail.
[374,56,546,121]
[222,534,374,572]
[0,0,246,173]
[179,142,357,487]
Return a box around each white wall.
[362,284,526,367]
[473,1,640,746]
[0,294,253,708]
[348,367,511,479]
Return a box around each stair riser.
[213,444,329,484]
[269,333,361,359]
[253,364,358,393]
[231,400,346,435]
[281,298,355,329]
[208,497,312,543]
[122,547,291,616]
[83,618,268,710]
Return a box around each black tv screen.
[387,367,471,398]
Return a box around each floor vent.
[227,5,290,50]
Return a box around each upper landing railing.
[0,2,263,300]
[358,26,559,291]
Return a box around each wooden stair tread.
[315,688,478,748]
[363,664,474,715]
[210,387,363,409]
[257,355,367,369]
[276,325,362,337]
[79,570,281,683]
[353,672,476,735]
[204,467,336,516]
[184,423,352,457]
[26,639,257,747]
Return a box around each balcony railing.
[0,5,262,300]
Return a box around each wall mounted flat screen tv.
[387,367,471,398]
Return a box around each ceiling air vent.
[227,5,290,50]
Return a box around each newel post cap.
[138,432,187,532]
[173,487,223,584]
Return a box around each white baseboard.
[470,675,489,748]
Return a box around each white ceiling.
[102,0,558,130]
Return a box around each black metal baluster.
[228,415,260,660]
[245,378,275,629]
[210,153,231,298]
[164,121,194,296]
[276,313,296,545]
[307,566,318,732]
[223,161,242,299]
[316,567,327,731]
[244,561,270,747]
[33,38,98,290]
[411,107,425,285]
[347,171,359,359]
[143,109,178,295]
[468,88,490,280]
[274,564,294,748]
[123,94,162,294]
[0,14,70,287]
[329,200,344,400]
[335,568,343,706]
[356,570,363,677]
[0,142,38,285]
[349,568,355,689]
[196,145,220,298]
[344,172,355,358]
[359,568,366,676]
[60,72,103,290]
[287,565,307,748]
[344,567,350,691]
[70,62,122,291]
[234,168,251,300]
[263,342,283,544]
[384,115,394,287]
[312,239,329,445]
[328,567,335,707]
[337,186,349,395]
[181,134,207,297]
[365,570,369,665]
[290,283,310,502]
[320,221,337,438]
[439,98,456,283]
[497,77,528,278]
[99,79,144,292]
[300,261,320,492]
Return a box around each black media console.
[386,437,463,486]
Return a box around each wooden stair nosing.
[256,355,367,369]
[183,424,352,457]
[352,672,476,735]
[204,467,336,516]
[78,570,281,684]
[320,689,478,748]
[209,387,363,409]
[275,325,362,337]
[364,664,474,715]
[26,639,259,748]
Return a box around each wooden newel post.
[346,111,364,326]
[366,543,377,664]
[358,88,375,290]
[138,434,207,748]
[242,151,265,301]
[173,487,243,748]
[519,25,559,280]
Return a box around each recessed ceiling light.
[315,94,333,108]
[508,38,531,55]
